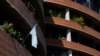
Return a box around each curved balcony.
[0,0,46,56]
[46,38,100,56]
[0,0,37,35]
[45,16,100,42]
[44,0,100,22]
[0,30,32,56]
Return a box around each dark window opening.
[84,18,92,27]
[79,37,94,48]
[72,32,80,43]
[47,46,68,56]
[45,24,67,40]
[93,26,100,33]
[91,0,100,13]
[95,44,100,51]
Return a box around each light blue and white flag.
[30,24,38,48]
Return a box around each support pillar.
[86,0,91,8]
[65,8,72,56]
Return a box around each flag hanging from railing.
[30,24,38,48]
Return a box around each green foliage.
[71,16,85,25]
[48,9,64,18]
[61,37,66,40]
[57,12,63,18]
[0,21,24,44]
[48,10,53,15]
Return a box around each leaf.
[71,16,85,25]
[0,21,24,44]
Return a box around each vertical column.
[65,8,72,56]
[86,0,91,8]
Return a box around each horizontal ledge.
[46,38,100,56]
[45,16,100,42]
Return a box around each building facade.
[44,0,100,56]
[0,0,100,56]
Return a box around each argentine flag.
[30,24,38,48]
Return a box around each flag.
[30,24,38,48]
